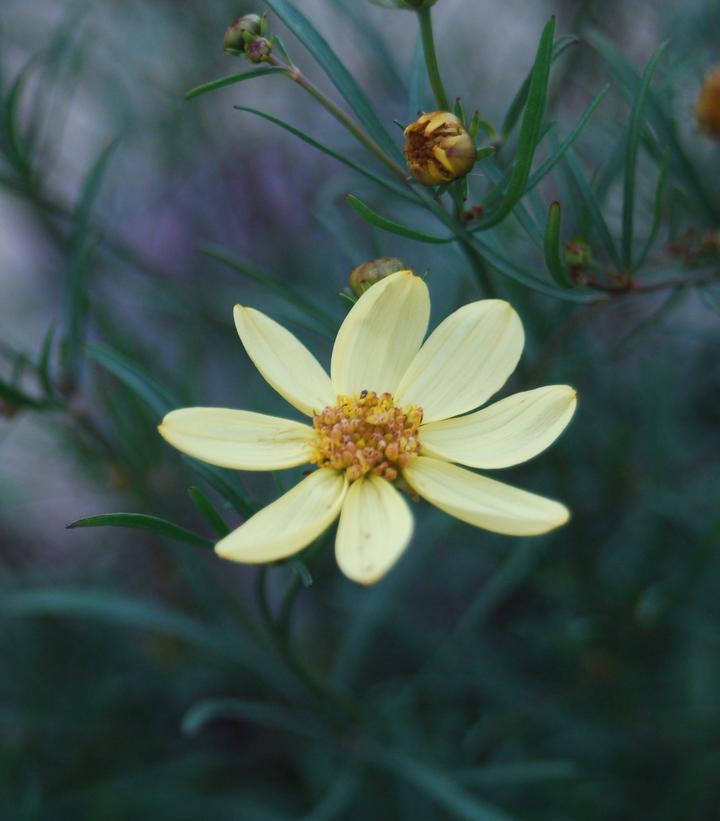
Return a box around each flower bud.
[224,14,263,55]
[696,65,720,140]
[349,257,407,296]
[403,111,476,186]
[245,37,272,63]
[564,239,591,269]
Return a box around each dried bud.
[404,111,476,186]
[349,257,407,296]
[224,14,263,55]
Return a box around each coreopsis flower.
[404,111,477,186]
[159,271,576,585]
[696,65,720,140]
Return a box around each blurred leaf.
[187,486,230,537]
[263,0,401,161]
[87,343,178,417]
[182,457,257,519]
[409,33,431,120]
[501,33,579,139]
[234,106,412,200]
[699,287,720,317]
[201,243,337,336]
[544,202,572,287]
[184,67,288,100]
[480,18,555,229]
[524,83,610,194]
[621,42,668,271]
[37,322,56,396]
[455,761,578,786]
[67,512,214,548]
[563,145,622,271]
[346,194,454,243]
[182,698,326,739]
[636,145,670,268]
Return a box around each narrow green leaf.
[263,0,401,161]
[73,140,117,236]
[563,146,623,271]
[37,323,56,396]
[234,106,412,201]
[408,33,431,120]
[0,378,47,409]
[346,194,454,243]
[636,146,669,268]
[524,83,610,194]
[200,243,337,335]
[188,486,230,537]
[67,512,213,548]
[87,343,178,417]
[698,287,720,318]
[501,33,578,139]
[184,66,287,100]
[182,457,257,519]
[480,18,556,229]
[622,42,669,271]
[182,698,325,739]
[544,202,572,287]
[456,761,577,787]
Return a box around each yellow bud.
[224,14,262,54]
[349,257,407,296]
[403,111,476,186]
[697,65,720,140]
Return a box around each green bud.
[245,36,272,63]
[349,257,407,296]
[564,239,592,269]
[224,14,263,55]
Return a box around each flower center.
[311,391,423,482]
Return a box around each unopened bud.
[404,111,476,186]
[245,37,272,63]
[224,14,263,55]
[564,239,591,269]
[696,65,720,140]
[349,257,407,296]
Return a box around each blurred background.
[1,0,719,818]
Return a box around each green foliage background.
[1,0,719,818]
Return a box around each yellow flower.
[159,272,576,585]
[404,111,476,186]
[696,65,720,140]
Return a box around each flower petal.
[395,300,524,423]
[331,270,430,396]
[159,408,316,470]
[403,456,569,536]
[335,475,414,585]
[419,385,577,469]
[215,469,347,563]
[234,305,335,416]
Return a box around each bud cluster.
[224,13,272,63]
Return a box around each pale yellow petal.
[419,386,577,469]
[330,270,430,396]
[158,407,316,470]
[403,456,569,536]
[395,300,524,423]
[335,475,414,585]
[215,469,347,563]
[234,305,335,416]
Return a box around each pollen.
[311,391,423,482]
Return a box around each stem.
[267,56,406,181]
[417,7,451,111]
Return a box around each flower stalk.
[417,6,451,111]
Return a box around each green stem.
[417,7,451,111]
[268,56,406,181]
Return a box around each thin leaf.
[346,194,454,244]
[87,343,178,417]
[67,512,214,548]
[500,33,578,139]
[234,106,412,201]
[184,67,288,101]
[182,698,325,739]
[182,457,257,519]
[622,42,669,271]
[480,18,556,229]
[37,323,56,396]
[636,145,670,268]
[544,202,572,287]
[201,243,337,335]
[524,83,610,194]
[188,486,230,537]
[563,145,623,271]
[263,0,401,161]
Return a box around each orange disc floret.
[697,65,720,140]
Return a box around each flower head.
[159,272,576,585]
[696,65,720,140]
[404,111,476,186]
